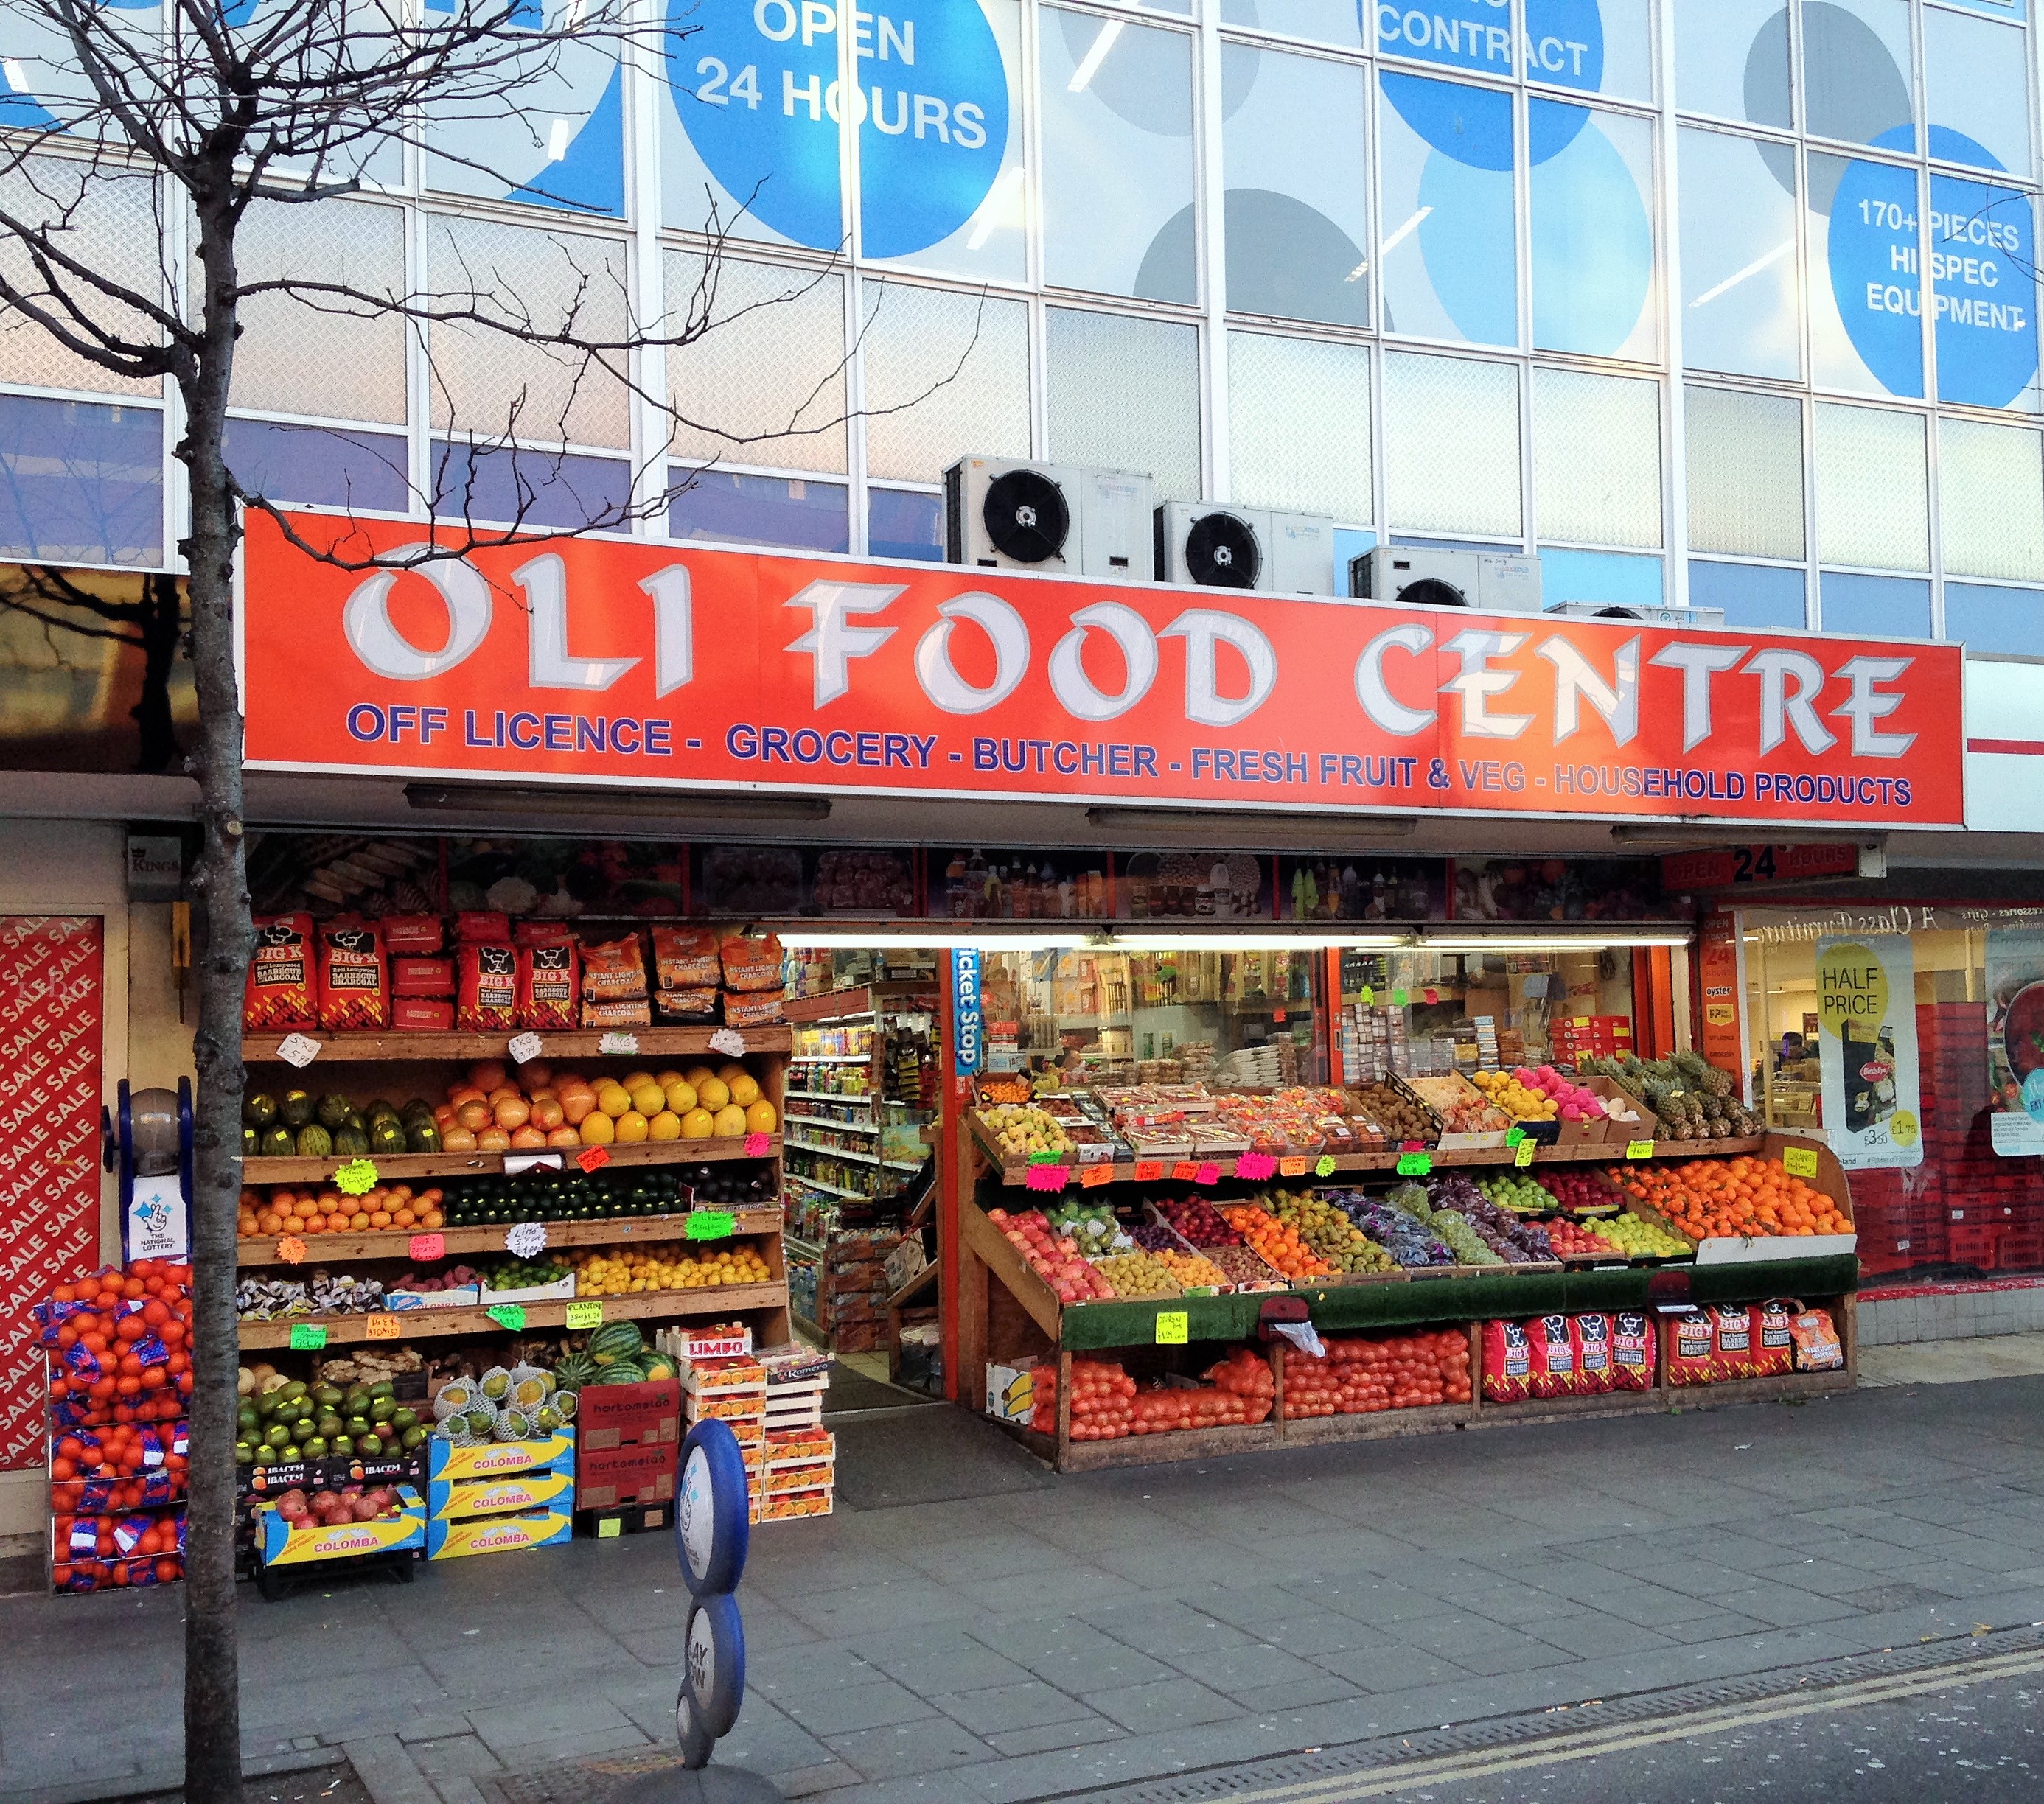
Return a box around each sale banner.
[240,512,1967,829]
[0,916,103,1469]
[1815,934,1922,1170]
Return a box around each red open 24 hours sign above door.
[241,512,1967,830]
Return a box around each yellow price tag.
[365,1313,400,1340]
[1154,1310,1189,1345]
[1515,1140,1536,1168]
[1783,1144,1820,1178]
[1625,1140,1655,1161]
[565,1299,605,1330]
[597,1517,622,1539]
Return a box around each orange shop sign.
[241,512,1967,828]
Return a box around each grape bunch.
[1340,1194,1454,1269]
[1429,1210,1503,1266]
[1427,1174,1553,1262]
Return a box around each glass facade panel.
[1227,331,1372,522]
[1532,366,1661,546]
[1689,559,1807,629]
[432,443,631,531]
[669,471,850,553]
[1939,417,2044,582]
[1383,350,1521,536]
[1803,0,1916,153]
[1672,0,1792,127]
[1685,384,1806,560]
[1808,150,1925,399]
[1818,568,1933,636]
[666,254,847,476]
[0,395,161,566]
[1924,7,2031,175]
[425,216,630,450]
[1678,128,1801,382]
[1378,72,1520,348]
[1222,0,1364,46]
[1039,8,1199,304]
[0,160,161,399]
[229,199,408,425]
[1221,43,1370,327]
[223,421,411,515]
[1946,581,2044,655]
[861,282,1030,483]
[1375,0,1521,80]
[1046,308,1201,500]
[868,487,945,562]
[1815,400,1930,570]
[1929,170,2040,413]
[1530,103,1656,360]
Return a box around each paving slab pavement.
[10,1374,2044,1804]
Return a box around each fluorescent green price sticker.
[565,1299,605,1330]
[288,1322,327,1351]
[1783,1145,1820,1178]
[686,1209,736,1241]
[1504,1125,1526,1147]
[1392,988,1411,1007]
[333,1159,379,1195]
[1315,1154,1336,1178]
[1395,1153,1431,1177]
[1359,986,1375,1006]
[1625,1140,1655,1161]
[486,1304,526,1330]
[1154,1310,1189,1345]
[597,1517,621,1539]
[1515,1140,1537,1168]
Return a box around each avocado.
[301,1436,329,1458]
[368,1379,394,1399]
[280,1380,307,1402]
[369,1395,397,1424]
[237,1402,258,1433]
[313,1385,343,1409]
[235,1440,254,1464]
[390,1407,418,1431]
[329,1434,354,1458]
[400,1425,428,1451]
[316,1413,343,1438]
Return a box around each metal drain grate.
[1052,1621,2044,1804]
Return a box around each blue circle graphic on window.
[1377,0,1602,164]
[1529,110,1653,356]
[1827,126,2039,408]
[672,0,1008,258]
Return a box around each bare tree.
[0,566,186,770]
[0,4,977,1797]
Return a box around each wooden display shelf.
[244,1027,793,1063]
[967,1113,1769,1188]
[235,1207,784,1267]
[236,1280,787,1349]
[243,1135,780,1184]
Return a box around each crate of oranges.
[569,1242,772,1296]
[1602,1154,1853,1262]
[1216,1204,1334,1282]
[240,1184,445,1238]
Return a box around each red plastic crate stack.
[33,1259,196,1592]
[1551,1015,1634,1062]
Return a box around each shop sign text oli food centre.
[242,514,1966,829]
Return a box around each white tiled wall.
[1860,1284,2044,1346]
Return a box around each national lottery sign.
[240,511,1966,830]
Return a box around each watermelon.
[587,1321,646,1366]
[593,1358,646,1385]
[553,1352,597,1392]
[640,1352,677,1382]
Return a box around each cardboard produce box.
[426,1427,574,1484]
[574,1443,677,1510]
[255,1484,425,1567]
[429,1466,575,1522]
[425,1506,571,1560]
[576,1378,681,1452]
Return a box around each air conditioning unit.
[1547,599,1729,629]
[943,457,1154,580]
[1154,503,1335,595]
[1350,547,1542,614]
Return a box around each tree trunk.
[179,189,249,1804]
[133,571,185,775]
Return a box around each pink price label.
[1401,1139,1425,1153]
[1235,1153,1277,1181]
[1194,1161,1221,1186]
[743,1131,771,1158]
[408,1233,444,1262]
[1024,1163,1070,1192]
[577,1146,610,1173]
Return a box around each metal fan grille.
[983,469,1070,563]
[1185,511,1260,588]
